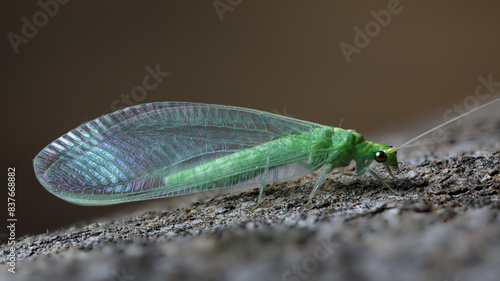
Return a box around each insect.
[33,99,499,206]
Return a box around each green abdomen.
[161,128,334,194]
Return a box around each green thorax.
[313,127,399,174]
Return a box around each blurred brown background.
[2,0,500,240]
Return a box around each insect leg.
[364,167,400,195]
[307,163,333,202]
[257,152,271,203]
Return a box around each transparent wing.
[34,102,327,205]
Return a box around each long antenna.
[398,97,500,149]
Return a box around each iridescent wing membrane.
[34,102,327,205]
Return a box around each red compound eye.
[375,151,387,163]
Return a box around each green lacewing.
[34,100,498,206]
